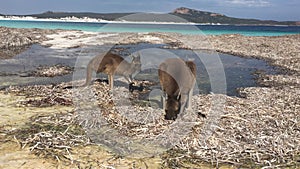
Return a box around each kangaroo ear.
[185,61,196,76]
[159,62,168,71]
[136,52,141,58]
[128,53,134,60]
[133,52,141,61]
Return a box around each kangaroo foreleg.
[186,88,193,110]
[161,93,167,110]
[179,94,188,116]
[108,74,114,89]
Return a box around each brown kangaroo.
[84,51,141,89]
[158,58,196,120]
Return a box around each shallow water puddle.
[114,43,277,96]
[0,44,78,88]
[0,43,277,96]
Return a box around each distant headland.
[0,7,299,26]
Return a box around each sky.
[0,0,299,21]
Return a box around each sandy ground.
[0,91,165,169]
[0,27,299,168]
[0,92,70,168]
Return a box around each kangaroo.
[84,51,141,89]
[158,58,196,120]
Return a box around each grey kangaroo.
[158,58,196,120]
[84,51,141,89]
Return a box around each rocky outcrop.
[173,7,192,15]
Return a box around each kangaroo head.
[165,95,181,120]
[130,52,142,72]
[131,52,141,64]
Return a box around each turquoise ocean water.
[0,20,300,36]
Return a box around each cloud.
[225,0,271,7]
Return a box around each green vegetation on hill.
[171,7,297,25]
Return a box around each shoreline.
[1,27,299,74]
[1,16,300,27]
[0,16,201,25]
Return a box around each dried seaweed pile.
[4,77,299,167]
[74,81,172,137]
[11,77,297,167]
[4,83,91,164]
[258,74,300,87]
[167,85,300,168]
[207,34,300,74]
[142,33,300,74]
[32,64,74,77]
[12,111,90,163]
[73,80,206,158]
[0,27,59,59]
[0,27,56,48]
[7,83,73,107]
